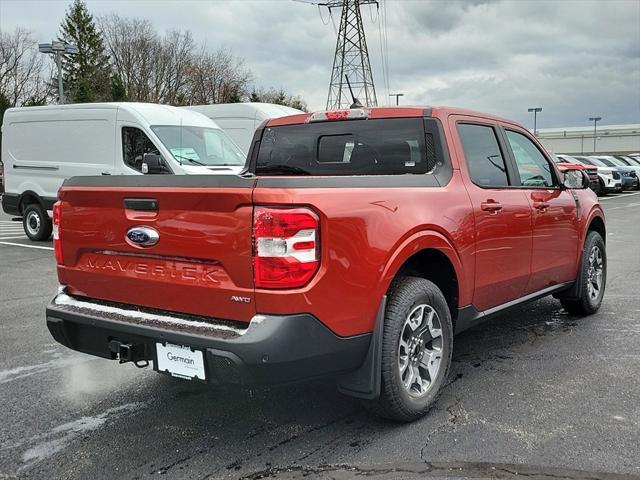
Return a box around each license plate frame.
[155,342,206,381]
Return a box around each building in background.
[536,124,640,155]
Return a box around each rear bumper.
[46,291,371,386]
[1,193,20,216]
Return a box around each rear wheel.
[363,277,453,422]
[560,231,606,315]
[22,203,52,241]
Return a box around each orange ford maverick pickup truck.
[46,106,606,421]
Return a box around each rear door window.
[255,118,441,176]
[457,123,510,187]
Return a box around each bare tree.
[100,15,196,104]
[150,29,194,104]
[185,46,251,105]
[99,14,156,102]
[0,28,49,107]
[100,14,253,105]
[250,87,308,111]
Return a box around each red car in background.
[552,155,600,194]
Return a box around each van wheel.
[560,231,606,316]
[23,203,52,241]
[363,277,453,422]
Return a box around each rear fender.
[378,229,469,308]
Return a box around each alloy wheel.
[586,245,604,301]
[398,304,443,398]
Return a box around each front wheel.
[363,277,453,422]
[561,231,606,316]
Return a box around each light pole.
[38,41,78,104]
[389,93,404,106]
[589,116,602,153]
[527,107,542,135]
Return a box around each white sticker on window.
[170,147,200,161]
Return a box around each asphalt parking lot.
[1,192,639,480]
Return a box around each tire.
[22,203,52,241]
[596,179,606,196]
[560,231,606,316]
[363,277,453,422]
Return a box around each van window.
[151,126,246,167]
[457,123,509,187]
[122,127,160,172]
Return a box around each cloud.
[1,0,638,127]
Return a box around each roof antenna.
[344,75,363,109]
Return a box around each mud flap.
[336,296,386,400]
[554,241,586,302]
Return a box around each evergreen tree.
[249,90,260,103]
[110,75,127,101]
[59,0,111,103]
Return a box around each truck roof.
[3,102,217,129]
[265,106,521,128]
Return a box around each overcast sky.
[1,0,639,128]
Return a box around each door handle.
[101,171,111,175]
[533,201,550,211]
[481,201,503,212]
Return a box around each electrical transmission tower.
[321,0,378,109]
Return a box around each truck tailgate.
[56,176,256,323]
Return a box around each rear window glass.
[255,118,440,176]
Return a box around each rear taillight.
[253,207,319,289]
[53,201,63,264]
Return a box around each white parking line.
[0,241,53,251]
[0,236,28,240]
[600,191,640,201]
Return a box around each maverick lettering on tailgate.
[83,254,225,286]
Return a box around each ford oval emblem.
[126,226,159,247]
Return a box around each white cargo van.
[184,103,303,154]
[1,102,247,240]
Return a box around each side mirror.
[142,153,164,174]
[563,169,589,189]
